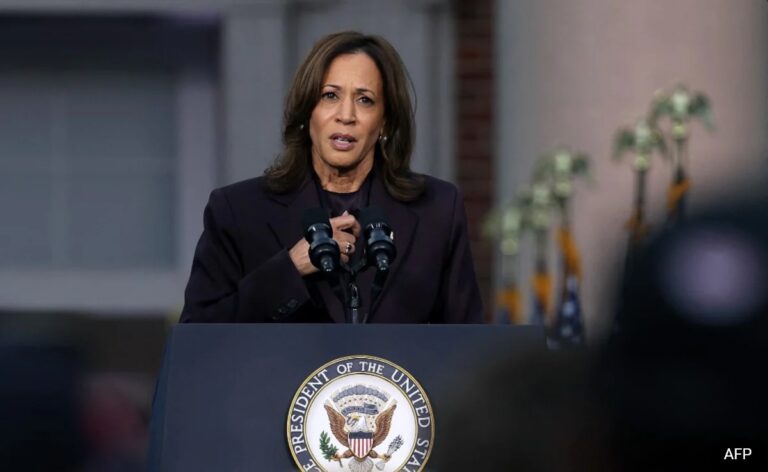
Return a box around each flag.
[551,228,585,348]
[666,169,690,226]
[495,283,522,324]
[531,270,552,327]
[551,274,584,347]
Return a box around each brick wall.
[455,0,494,321]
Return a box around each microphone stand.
[345,259,367,324]
[313,241,370,324]
[362,268,389,324]
[325,250,392,325]
[345,258,391,325]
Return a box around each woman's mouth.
[330,134,357,151]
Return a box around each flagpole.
[666,137,689,225]
[484,202,525,324]
[613,118,666,333]
[532,230,551,327]
[533,148,590,347]
[651,84,714,226]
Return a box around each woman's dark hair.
[265,31,424,201]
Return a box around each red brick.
[458,76,493,91]
[458,126,492,142]
[456,0,494,319]
[457,56,493,69]
[457,20,493,38]
[457,159,491,178]
[460,181,492,199]
[458,137,493,155]
[457,0,493,20]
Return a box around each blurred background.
[0,0,766,468]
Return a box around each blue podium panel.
[149,324,543,471]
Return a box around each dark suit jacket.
[180,171,483,323]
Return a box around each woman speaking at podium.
[180,31,482,324]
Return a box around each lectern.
[148,324,543,471]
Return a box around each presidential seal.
[287,355,434,472]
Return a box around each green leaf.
[319,431,339,461]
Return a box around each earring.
[299,123,305,130]
[379,136,390,161]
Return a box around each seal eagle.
[323,384,398,464]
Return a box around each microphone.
[302,208,340,273]
[360,207,396,272]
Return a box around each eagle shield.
[324,384,397,460]
[349,431,374,459]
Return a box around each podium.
[148,324,543,471]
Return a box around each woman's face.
[309,53,385,175]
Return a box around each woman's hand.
[289,211,361,276]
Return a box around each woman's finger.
[331,213,358,232]
[349,218,362,238]
[336,237,355,256]
[334,230,356,253]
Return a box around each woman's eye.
[321,91,337,100]
[358,96,374,105]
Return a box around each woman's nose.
[336,97,356,124]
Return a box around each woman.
[180,31,482,323]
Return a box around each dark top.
[315,169,374,318]
[179,168,483,323]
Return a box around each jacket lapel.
[367,174,418,319]
[266,178,346,323]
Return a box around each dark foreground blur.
[0,314,165,471]
[433,193,768,471]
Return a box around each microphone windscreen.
[302,207,331,231]
[360,206,387,229]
